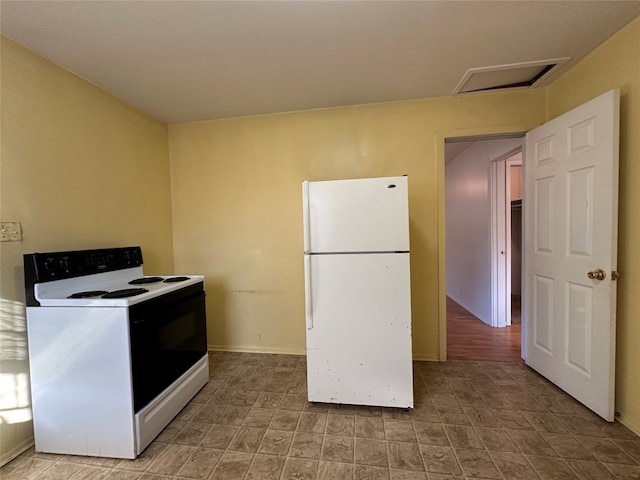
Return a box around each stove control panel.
[25,246,143,282]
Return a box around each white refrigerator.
[302,175,413,408]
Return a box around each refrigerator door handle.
[302,181,311,253]
[304,254,313,330]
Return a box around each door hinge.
[611,271,621,281]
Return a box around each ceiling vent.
[452,58,570,95]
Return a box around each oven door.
[129,284,207,412]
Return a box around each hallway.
[447,297,521,362]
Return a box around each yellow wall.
[169,92,546,358]
[0,37,174,464]
[546,17,640,435]
[2,15,638,464]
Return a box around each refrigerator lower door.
[305,252,413,408]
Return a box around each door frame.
[490,149,523,328]
[437,128,527,361]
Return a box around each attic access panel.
[452,58,570,95]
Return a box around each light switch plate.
[1,222,22,242]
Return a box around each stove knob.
[43,257,57,276]
[60,256,70,273]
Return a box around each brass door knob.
[587,269,607,281]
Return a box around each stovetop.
[32,267,204,307]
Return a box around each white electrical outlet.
[1,222,22,242]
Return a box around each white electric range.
[24,246,209,459]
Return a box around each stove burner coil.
[163,276,190,283]
[68,290,109,299]
[101,288,149,298]
[129,277,164,285]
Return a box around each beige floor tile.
[290,433,324,459]
[191,403,225,423]
[525,455,579,480]
[254,392,283,408]
[455,389,488,408]
[210,451,254,480]
[243,407,276,428]
[541,433,596,460]
[172,421,211,446]
[245,454,285,480]
[414,422,449,446]
[443,424,483,449]
[200,424,239,449]
[146,444,194,475]
[354,406,383,417]
[103,470,142,480]
[114,443,166,472]
[175,447,223,479]
[434,405,469,426]
[384,419,417,442]
[410,403,440,423]
[418,444,461,475]
[614,439,640,463]
[506,429,556,456]
[604,462,640,478]
[388,442,423,471]
[494,410,534,430]
[269,410,301,431]
[231,389,260,406]
[297,412,327,433]
[454,448,501,479]
[322,435,355,463]
[489,452,539,480]
[475,426,520,453]
[575,436,636,464]
[4,354,640,480]
[390,469,428,479]
[62,465,111,479]
[354,464,389,480]
[564,459,617,480]
[317,460,354,480]
[257,430,294,456]
[356,416,386,439]
[217,405,251,425]
[279,393,307,411]
[463,406,501,427]
[522,411,569,434]
[355,438,389,467]
[327,414,356,436]
[32,462,82,480]
[227,427,266,453]
[281,457,317,480]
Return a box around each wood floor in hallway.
[447,297,522,362]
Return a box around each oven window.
[158,312,197,350]
[130,291,207,412]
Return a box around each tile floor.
[2,351,640,479]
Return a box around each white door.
[305,252,413,408]
[303,176,409,253]
[524,89,619,421]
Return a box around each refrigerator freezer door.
[305,252,413,408]
[303,176,409,253]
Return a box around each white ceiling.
[1,1,638,124]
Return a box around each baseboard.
[209,346,441,363]
[208,345,306,356]
[617,413,640,437]
[412,354,441,362]
[0,436,34,468]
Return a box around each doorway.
[444,135,524,361]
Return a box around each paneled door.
[524,89,619,421]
